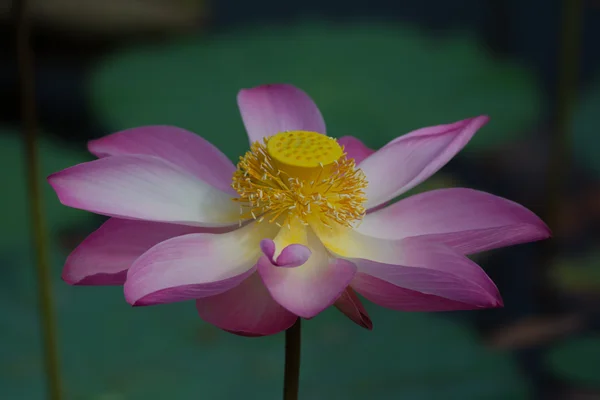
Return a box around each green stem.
[13,0,63,398]
[283,319,301,400]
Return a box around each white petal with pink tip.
[237,84,326,144]
[88,125,236,193]
[360,116,489,209]
[314,227,501,310]
[124,222,278,306]
[63,218,212,285]
[48,154,240,227]
[357,188,551,255]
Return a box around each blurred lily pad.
[547,335,600,387]
[573,72,600,177]
[0,129,94,251]
[90,23,542,161]
[550,251,600,295]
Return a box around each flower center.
[267,130,344,169]
[232,131,367,228]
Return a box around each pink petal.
[349,237,502,311]
[260,239,312,267]
[237,84,326,144]
[48,155,240,227]
[124,222,276,306]
[337,136,375,165]
[360,116,490,209]
[258,235,356,318]
[88,126,236,194]
[259,257,356,319]
[351,274,487,311]
[196,273,298,336]
[334,287,373,330]
[358,188,551,255]
[63,218,223,285]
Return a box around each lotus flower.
[48,84,550,336]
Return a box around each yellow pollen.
[231,130,367,228]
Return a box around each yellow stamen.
[231,130,367,228]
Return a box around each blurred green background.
[1,0,600,399]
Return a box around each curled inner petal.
[259,216,312,267]
[258,231,357,318]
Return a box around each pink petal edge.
[334,287,373,330]
[360,116,490,210]
[88,125,236,194]
[237,84,326,144]
[48,154,239,227]
[124,223,269,306]
[337,136,375,165]
[349,237,502,311]
[351,273,500,312]
[63,218,218,285]
[358,188,551,255]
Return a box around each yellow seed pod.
[267,130,343,169]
